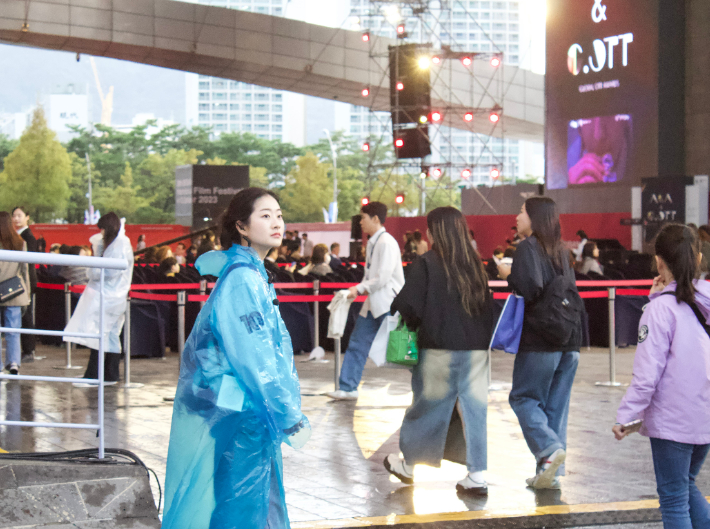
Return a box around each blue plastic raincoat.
[163,244,309,529]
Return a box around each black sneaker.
[8,363,19,375]
[21,353,35,364]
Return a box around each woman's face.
[238,195,284,250]
[517,204,533,237]
[593,246,600,258]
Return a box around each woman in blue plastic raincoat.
[163,188,311,529]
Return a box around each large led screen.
[546,0,659,190]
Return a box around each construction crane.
[89,57,114,126]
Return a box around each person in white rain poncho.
[65,212,134,386]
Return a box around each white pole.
[98,269,105,458]
[122,295,143,389]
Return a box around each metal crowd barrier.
[0,250,128,459]
[36,277,655,393]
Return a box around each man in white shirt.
[327,202,405,400]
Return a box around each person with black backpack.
[497,197,583,490]
[613,224,710,528]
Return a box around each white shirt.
[356,227,405,318]
[573,238,588,262]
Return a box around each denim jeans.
[338,312,386,392]
[0,306,22,367]
[508,350,579,475]
[650,437,710,529]
[400,349,489,472]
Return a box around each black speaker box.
[351,215,362,240]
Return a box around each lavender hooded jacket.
[617,280,710,444]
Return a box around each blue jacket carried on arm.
[163,244,309,529]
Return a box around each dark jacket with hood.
[507,236,582,353]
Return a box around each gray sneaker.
[326,389,358,400]
[526,449,565,489]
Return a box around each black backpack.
[525,273,584,347]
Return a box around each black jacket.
[391,251,495,351]
[507,236,582,352]
[20,227,38,289]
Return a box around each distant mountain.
[0,43,186,126]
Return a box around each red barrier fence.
[38,279,657,303]
[38,279,653,391]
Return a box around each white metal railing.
[0,249,128,458]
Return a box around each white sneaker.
[456,472,488,496]
[526,449,565,489]
[326,389,358,400]
[72,380,118,388]
[384,454,414,484]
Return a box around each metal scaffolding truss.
[359,0,507,214]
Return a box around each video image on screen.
[567,114,632,185]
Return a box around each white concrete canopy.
[0,0,544,141]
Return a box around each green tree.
[212,132,302,187]
[335,166,366,221]
[0,134,18,172]
[65,152,103,224]
[134,149,202,223]
[280,152,332,222]
[0,107,72,221]
[93,163,152,221]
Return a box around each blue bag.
[490,294,525,354]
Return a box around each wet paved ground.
[0,343,704,528]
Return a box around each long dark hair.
[582,241,598,259]
[655,223,700,305]
[427,207,489,315]
[221,188,279,248]
[0,212,24,251]
[525,197,565,268]
[97,212,120,253]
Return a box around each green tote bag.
[386,316,419,366]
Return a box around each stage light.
[419,115,428,124]
[362,31,370,42]
[489,112,500,123]
[462,56,472,66]
[418,56,430,69]
[397,24,405,35]
[362,142,370,152]
[432,167,442,179]
[432,56,441,64]
[490,167,500,179]
[464,112,474,122]
[396,82,404,91]
[461,168,471,179]
[395,194,405,205]
[430,111,442,122]
[394,138,404,148]
[361,196,370,206]
[490,56,501,67]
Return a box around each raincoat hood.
[195,244,262,278]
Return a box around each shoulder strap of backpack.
[659,291,710,338]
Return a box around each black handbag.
[0,276,25,303]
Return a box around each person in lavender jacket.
[614,223,710,529]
